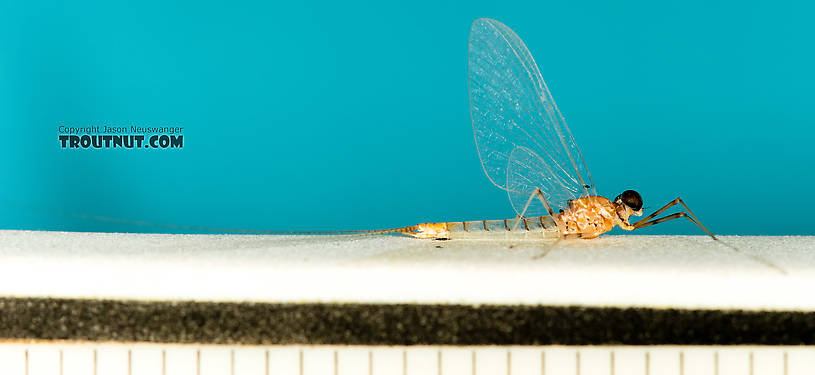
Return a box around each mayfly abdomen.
[408,216,560,239]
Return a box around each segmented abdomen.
[405,216,560,239]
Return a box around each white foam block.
[0,230,812,310]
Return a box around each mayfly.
[70,19,717,242]
[367,18,718,241]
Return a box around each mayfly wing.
[468,18,596,215]
[506,146,579,217]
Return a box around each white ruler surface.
[1,343,814,375]
[1,232,814,373]
[0,231,813,310]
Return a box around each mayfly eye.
[620,190,643,211]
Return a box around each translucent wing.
[506,146,575,217]
[468,18,596,215]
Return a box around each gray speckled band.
[0,297,813,345]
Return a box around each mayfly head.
[614,189,643,220]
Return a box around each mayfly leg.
[633,198,787,274]
[510,189,540,231]
[511,188,563,232]
[631,197,717,240]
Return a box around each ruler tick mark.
[714,351,719,375]
[575,350,580,375]
[540,351,545,375]
[438,349,442,375]
[749,351,754,375]
[610,351,614,375]
[783,351,788,375]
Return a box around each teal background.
[1,1,812,235]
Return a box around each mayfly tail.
[62,210,419,236]
[249,226,420,236]
[2,199,420,236]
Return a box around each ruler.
[1,343,813,375]
[2,233,815,374]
